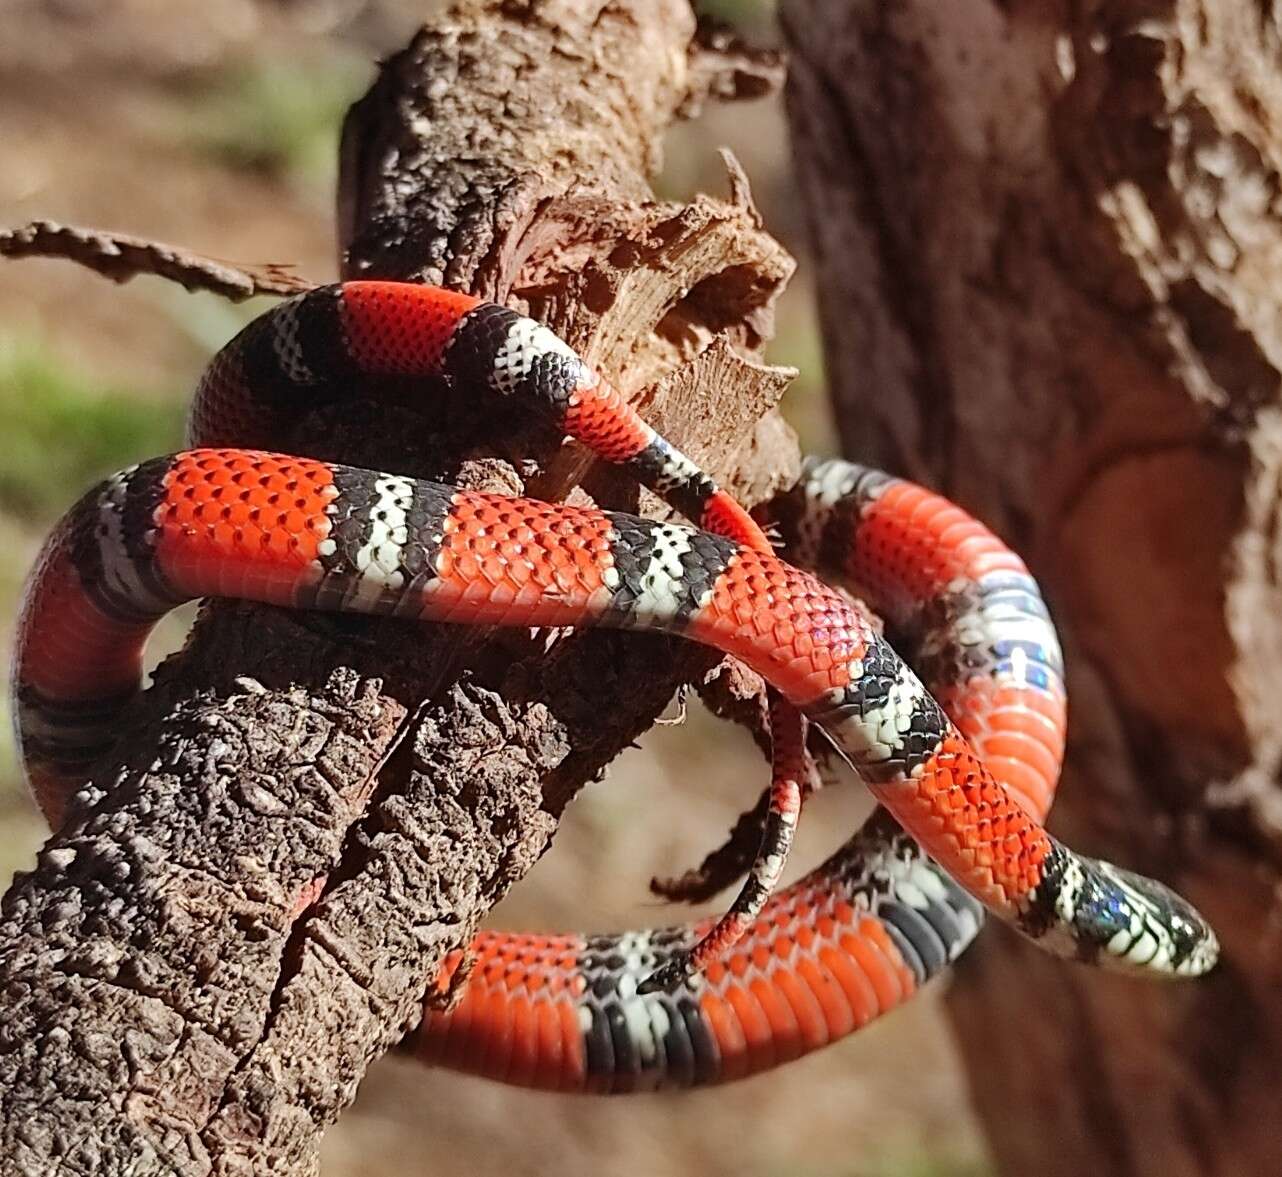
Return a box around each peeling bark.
[0,3,795,1173]
[783,2,1282,1174]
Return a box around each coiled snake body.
[14,282,1217,1094]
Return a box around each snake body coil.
[14,282,1217,1092]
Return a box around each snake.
[12,281,1218,1095]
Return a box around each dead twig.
[0,219,312,299]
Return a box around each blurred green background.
[0,2,988,1174]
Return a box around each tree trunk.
[783,2,1281,1174]
[0,4,793,1173]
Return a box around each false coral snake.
[13,281,1217,1093]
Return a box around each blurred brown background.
[0,2,989,1173]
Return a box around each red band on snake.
[13,282,1217,1095]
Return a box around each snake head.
[1021,845,1219,977]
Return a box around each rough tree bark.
[783,2,1281,1174]
[0,3,794,1173]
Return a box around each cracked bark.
[0,3,794,1173]
[783,2,1282,1174]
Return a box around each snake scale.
[13,281,1217,1093]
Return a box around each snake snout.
[1019,845,1218,977]
[1070,859,1219,977]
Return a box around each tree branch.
[0,3,794,1173]
[0,220,312,299]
